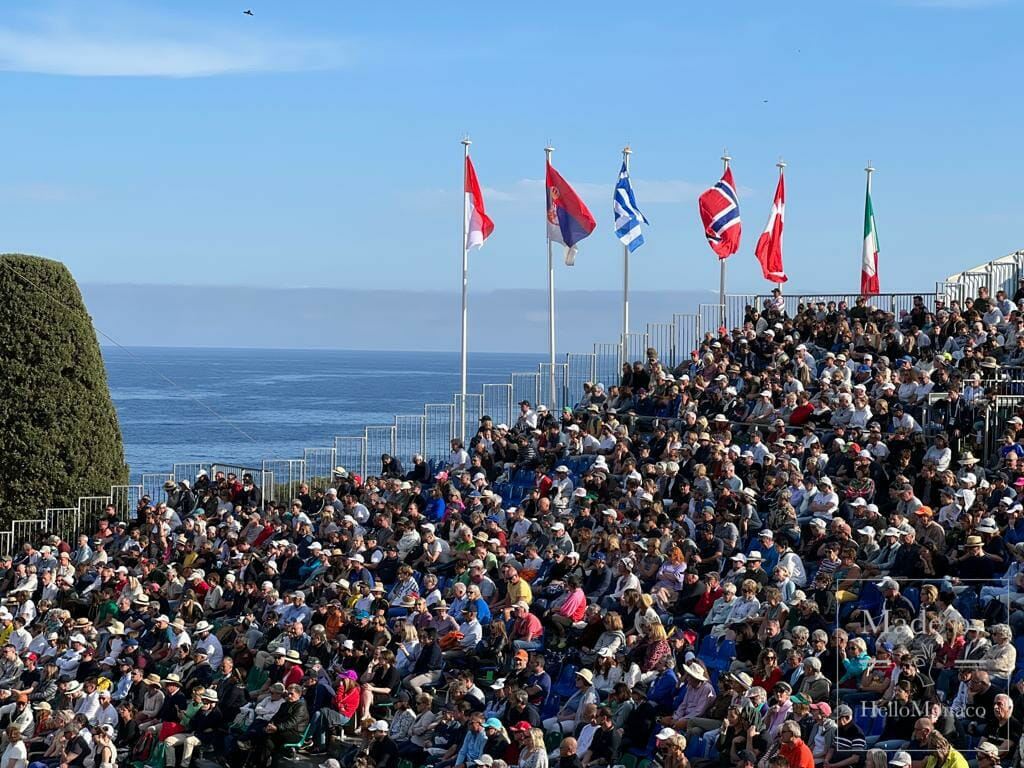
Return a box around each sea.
[102,347,544,475]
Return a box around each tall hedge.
[0,254,127,527]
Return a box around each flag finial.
[461,135,472,148]
[721,149,731,170]
[777,157,786,171]
[865,163,875,175]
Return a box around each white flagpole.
[545,145,556,409]
[864,161,875,296]
[719,150,730,330]
[460,137,471,443]
[621,145,632,366]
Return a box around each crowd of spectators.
[5,287,1024,768]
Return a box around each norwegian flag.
[754,169,788,283]
[698,166,742,259]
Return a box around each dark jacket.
[216,677,248,719]
[412,642,443,674]
[271,698,310,742]
[189,707,224,741]
[368,736,399,768]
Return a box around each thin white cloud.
[0,7,346,77]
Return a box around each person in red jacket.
[789,391,816,426]
[777,720,814,768]
[693,572,724,619]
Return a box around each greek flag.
[613,161,649,252]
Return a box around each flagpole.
[719,150,730,330]
[621,145,632,366]
[545,145,557,408]
[865,161,875,295]
[459,137,472,443]
[545,145,556,410]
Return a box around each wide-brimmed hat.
[162,673,182,685]
[575,669,594,684]
[682,662,708,682]
[968,618,988,634]
[976,742,1001,760]
[965,535,985,547]
[194,620,212,633]
[144,674,161,685]
[285,649,302,663]
[959,452,980,465]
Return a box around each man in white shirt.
[169,619,192,652]
[193,621,224,669]
[345,495,371,525]
[8,619,32,654]
[551,466,575,501]
[56,635,86,678]
[447,604,483,657]
[0,695,33,741]
[95,689,119,728]
[922,433,952,472]
[75,678,102,721]
[447,439,470,472]
[809,477,839,521]
[776,539,807,587]
[516,400,538,432]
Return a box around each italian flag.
[861,181,880,295]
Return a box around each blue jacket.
[647,668,678,712]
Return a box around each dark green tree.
[0,254,127,527]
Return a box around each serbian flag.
[547,161,596,266]
[698,166,742,259]
[754,170,788,283]
[464,155,494,250]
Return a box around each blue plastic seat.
[553,663,579,699]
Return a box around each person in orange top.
[777,720,814,768]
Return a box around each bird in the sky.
[243,9,254,15]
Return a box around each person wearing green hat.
[789,693,814,739]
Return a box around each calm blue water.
[102,348,545,474]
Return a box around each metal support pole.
[622,145,632,362]
[460,137,471,442]
[719,151,730,330]
[545,145,556,407]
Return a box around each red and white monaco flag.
[754,170,788,283]
[464,155,494,250]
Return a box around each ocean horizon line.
[100,344,548,355]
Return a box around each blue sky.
[1,0,1020,297]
